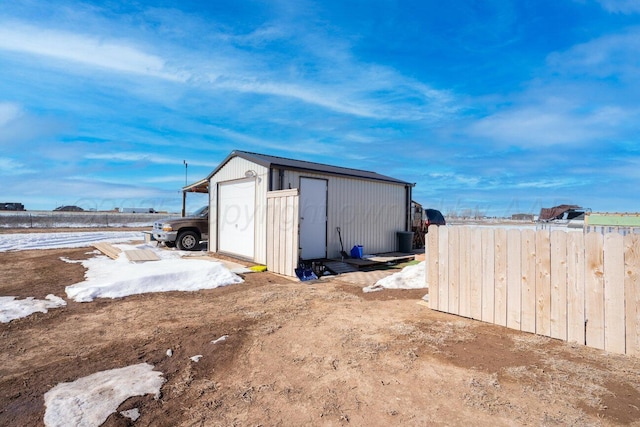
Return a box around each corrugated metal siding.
[209,157,269,264]
[280,170,407,257]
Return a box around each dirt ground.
[1,243,640,426]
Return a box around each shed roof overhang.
[182,178,209,194]
[180,178,209,217]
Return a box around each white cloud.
[0,157,35,175]
[465,25,640,149]
[0,102,23,126]
[597,0,640,14]
[470,107,594,146]
[547,27,640,79]
[0,22,187,81]
[84,152,219,168]
[0,13,457,122]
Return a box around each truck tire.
[176,231,200,251]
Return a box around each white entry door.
[218,179,255,259]
[299,177,327,259]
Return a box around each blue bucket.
[350,245,363,259]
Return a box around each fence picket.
[469,227,483,320]
[625,234,640,356]
[481,228,495,323]
[550,231,568,340]
[274,197,283,273]
[494,228,508,327]
[459,227,471,318]
[604,233,626,354]
[585,232,605,350]
[266,196,275,270]
[567,231,586,345]
[521,229,537,333]
[507,229,522,330]
[427,226,439,310]
[448,227,460,315]
[438,226,449,312]
[536,230,551,337]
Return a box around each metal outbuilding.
[206,150,414,277]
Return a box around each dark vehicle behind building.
[425,208,446,227]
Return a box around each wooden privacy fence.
[266,189,299,277]
[426,226,640,356]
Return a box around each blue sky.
[1,0,639,216]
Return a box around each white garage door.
[218,179,255,259]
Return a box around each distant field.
[0,211,175,229]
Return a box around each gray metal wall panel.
[281,170,406,257]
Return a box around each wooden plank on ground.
[625,234,640,356]
[585,232,605,350]
[125,249,160,262]
[93,242,122,260]
[365,253,415,263]
[567,231,586,345]
[604,232,625,354]
[324,261,358,274]
[521,229,537,334]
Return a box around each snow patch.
[0,294,66,323]
[211,335,228,344]
[363,261,427,293]
[43,363,164,427]
[0,231,143,252]
[65,244,243,302]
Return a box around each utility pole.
[182,160,188,218]
[183,160,188,186]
